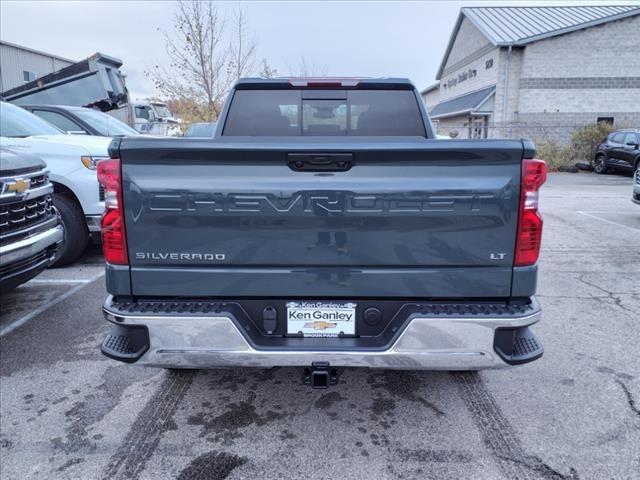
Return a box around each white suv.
[0,102,111,266]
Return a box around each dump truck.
[2,53,177,135]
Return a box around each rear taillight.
[97,159,128,265]
[515,158,547,267]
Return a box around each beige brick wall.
[507,14,640,142]
[428,17,498,105]
[517,15,640,118]
[444,18,492,69]
[439,48,499,103]
[521,15,640,78]
[519,88,640,114]
[429,22,499,139]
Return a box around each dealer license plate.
[286,301,357,337]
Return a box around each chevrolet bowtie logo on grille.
[4,178,31,194]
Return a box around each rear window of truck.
[223,90,426,137]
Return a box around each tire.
[50,193,89,268]
[594,154,608,174]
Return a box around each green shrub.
[566,122,615,164]
[535,140,571,171]
[535,122,616,171]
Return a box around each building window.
[23,70,36,83]
[597,117,614,125]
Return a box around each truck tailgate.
[118,138,523,298]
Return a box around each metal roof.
[436,5,640,79]
[429,85,495,119]
[463,5,640,45]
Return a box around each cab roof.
[235,77,416,90]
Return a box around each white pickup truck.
[0,102,111,266]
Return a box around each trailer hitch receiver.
[304,362,338,388]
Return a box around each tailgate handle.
[288,153,353,172]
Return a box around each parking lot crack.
[615,378,640,419]
[576,275,638,314]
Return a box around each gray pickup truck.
[99,78,546,386]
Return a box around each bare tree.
[228,8,257,81]
[259,58,278,78]
[287,57,329,77]
[147,1,259,121]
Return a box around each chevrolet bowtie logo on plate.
[5,178,31,194]
[303,321,338,331]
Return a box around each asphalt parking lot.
[1,172,639,480]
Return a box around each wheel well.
[52,182,82,208]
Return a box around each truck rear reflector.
[515,159,546,267]
[97,159,128,265]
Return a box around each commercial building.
[0,41,74,92]
[422,6,640,142]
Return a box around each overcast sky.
[1,0,637,99]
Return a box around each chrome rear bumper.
[102,300,542,370]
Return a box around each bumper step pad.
[493,326,543,365]
[101,324,149,363]
[106,298,536,318]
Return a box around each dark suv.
[594,129,640,174]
